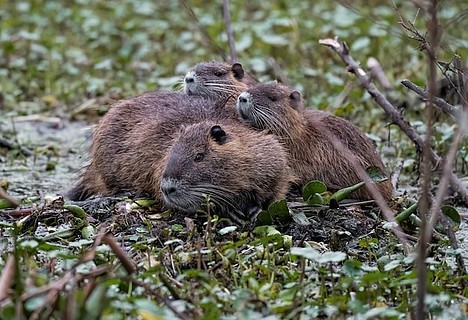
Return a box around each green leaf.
[330,181,365,202]
[81,225,96,240]
[441,205,461,225]
[303,180,327,201]
[290,247,320,260]
[0,199,17,210]
[315,251,347,264]
[256,210,272,226]
[131,199,156,208]
[64,204,87,218]
[291,247,347,263]
[253,225,281,238]
[267,199,289,220]
[85,283,108,318]
[306,193,323,205]
[256,199,290,226]
[329,164,388,202]
[395,203,418,224]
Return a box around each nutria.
[183,61,258,111]
[236,82,394,201]
[67,91,233,201]
[67,92,292,222]
[160,120,293,223]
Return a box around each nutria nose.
[238,96,248,103]
[185,76,194,83]
[238,92,250,104]
[161,178,178,196]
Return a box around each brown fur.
[236,82,394,201]
[184,61,258,116]
[160,120,293,221]
[67,91,292,221]
[67,91,233,201]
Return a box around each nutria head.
[236,82,305,138]
[160,120,291,223]
[184,61,257,99]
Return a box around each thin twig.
[367,57,391,91]
[426,127,466,241]
[0,256,15,302]
[390,159,404,190]
[222,0,237,62]
[0,187,20,208]
[415,2,440,318]
[0,208,33,217]
[401,79,459,118]
[102,234,137,275]
[179,0,226,58]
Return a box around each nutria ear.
[210,125,228,145]
[290,91,302,110]
[231,63,245,80]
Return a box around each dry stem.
[401,79,459,118]
[222,0,237,62]
[318,38,468,205]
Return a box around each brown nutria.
[67,92,292,222]
[160,120,293,223]
[183,61,258,104]
[67,91,234,201]
[236,82,394,201]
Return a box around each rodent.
[236,82,394,201]
[183,61,258,116]
[67,91,292,221]
[67,91,233,201]
[160,120,293,223]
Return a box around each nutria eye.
[214,71,223,77]
[269,96,277,102]
[194,153,204,162]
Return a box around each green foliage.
[302,166,391,205]
[256,199,291,225]
[0,0,467,318]
[1,199,467,318]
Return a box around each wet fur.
[237,83,394,201]
[184,61,258,115]
[67,92,233,202]
[161,121,293,219]
[67,91,292,219]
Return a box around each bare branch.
[367,57,391,91]
[401,79,459,118]
[318,37,468,206]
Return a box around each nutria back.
[184,61,258,101]
[236,82,394,201]
[67,91,292,222]
[67,91,234,201]
[160,120,293,222]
